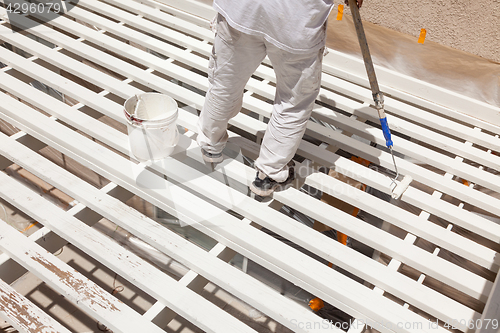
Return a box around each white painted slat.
[0,3,498,332]
[309,105,500,195]
[63,4,211,93]
[0,136,335,333]
[0,88,452,333]
[5,8,499,232]
[0,22,493,296]
[0,276,73,333]
[0,25,492,298]
[0,45,123,120]
[0,220,166,333]
[99,0,214,42]
[210,51,500,171]
[0,17,263,141]
[147,0,215,26]
[320,72,500,154]
[76,0,212,56]
[322,52,500,133]
[57,3,500,222]
[204,153,491,301]
[305,172,498,271]
[52,1,500,220]
[103,0,500,189]
[0,92,476,333]
[0,26,138,97]
[0,35,488,300]
[306,120,500,221]
[0,8,206,113]
[43,3,273,118]
[0,181,133,291]
[134,0,212,30]
[296,139,500,245]
[63,0,278,96]
[116,0,500,139]
[70,0,275,90]
[144,243,238,327]
[477,272,500,333]
[303,172,493,295]
[63,4,210,74]
[145,0,500,165]
[312,87,500,173]
[1,70,483,308]
[149,0,500,134]
[0,170,257,333]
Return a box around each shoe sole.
[249,182,278,197]
[250,161,296,196]
[202,155,224,163]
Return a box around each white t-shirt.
[213,0,334,54]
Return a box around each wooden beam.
[322,51,500,132]
[0,171,258,333]
[0,277,72,333]
[0,131,334,333]
[6,3,496,226]
[0,91,464,332]
[1,10,498,250]
[1,2,498,332]
[0,220,167,333]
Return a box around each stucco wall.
[335,0,500,63]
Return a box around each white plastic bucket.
[124,93,179,161]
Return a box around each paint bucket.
[124,93,179,161]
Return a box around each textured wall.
[335,0,500,63]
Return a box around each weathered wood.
[0,21,492,326]
[0,220,167,333]
[0,2,499,333]
[0,131,335,333]
[1,9,496,252]
[0,276,72,333]
[0,170,258,333]
[0,92,469,332]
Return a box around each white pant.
[197,15,324,182]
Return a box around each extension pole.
[347,0,398,181]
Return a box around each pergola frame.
[0,0,499,332]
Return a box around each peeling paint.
[0,290,51,333]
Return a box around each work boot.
[201,148,223,163]
[250,161,295,196]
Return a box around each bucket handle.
[124,109,144,125]
[125,94,147,125]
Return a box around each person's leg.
[197,14,266,159]
[254,44,324,182]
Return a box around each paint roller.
[347,0,412,199]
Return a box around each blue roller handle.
[380,117,393,148]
